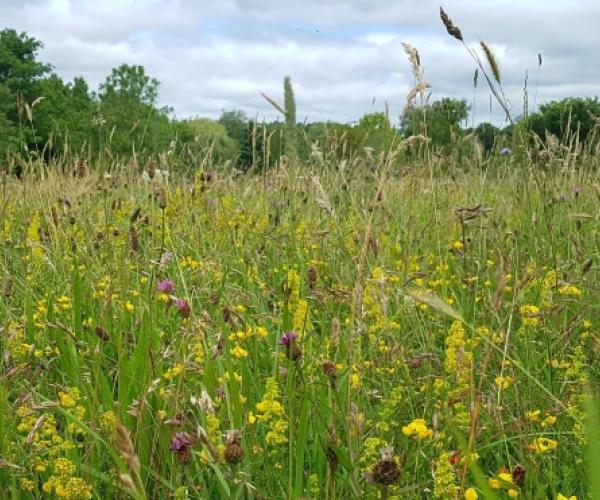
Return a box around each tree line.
[2,28,599,171]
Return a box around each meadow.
[1,138,600,500]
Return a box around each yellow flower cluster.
[488,471,519,497]
[255,377,288,445]
[519,304,541,326]
[42,458,92,499]
[402,419,433,439]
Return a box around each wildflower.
[230,345,249,359]
[557,284,582,297]
[402,419,433,439]
[512,464,526,487]
[163,364,184,380]
[364,447,401,486]
[157,278,174,294]
[278,331,302,361]
[170,432,195,463]
[557,494,577,500]
[59,387,80,408]
[175,298,191,318]
[322,360,337,387]
[494,375,513,389]
[223,430,244,464]
[541,414,557,427]
[519,304,541,326]
[500,147,512,156]
[465,488,478,500]
[529,437,558,454]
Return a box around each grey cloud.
[2,0,599,125]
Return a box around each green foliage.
[183,118,240,164]
[97,64,174,158]
[0,28,51,156]
[473,122,500,153]
[401,97,469,148]
[527,97,600,142]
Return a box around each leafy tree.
[34,75,95,156]
[474,122,500,152]
[183,118,240,164]
[356,112,399,153]
[527,97,600,142]
[401,97,469,147]
[97,64,172,157]
[0,28,51,156]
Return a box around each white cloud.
[2,0,599,125]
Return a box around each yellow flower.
[230,345,249,359]
[557,284,582,297]
[58,388,80,409]
[124,300,135,312]
[508,488,519,497]
[465,487,478,500]
[519,304,540,326]
[402,419,433,439]
[529,437,558,454]
[163,363,184,380]
[557,494,577,500]
[494,375,514,389]
[541,414,557,427]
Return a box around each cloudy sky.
[2,0,599,125]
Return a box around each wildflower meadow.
[1,150,600,499]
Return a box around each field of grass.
[1,149,600,499]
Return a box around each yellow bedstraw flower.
[229,345,249,359]
[557,284,582,297]
[519,304,540,326]
[163,364,184,380]
[402,419,433,439]
[494,375,514,389]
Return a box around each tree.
[0,29,51,156]
[474,122,500,152]
[97,64,172,157]
[527,97,600,143]
[183,118,239,164]
[356,112,399,153]
[401,97,469,147]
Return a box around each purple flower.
[278,331,302,361]
[500,147,512,157]
[175,298,191,318]
[170,432,194,451]
[157,278,174,294]
[278,331,298,346]
[170,432,195,463]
